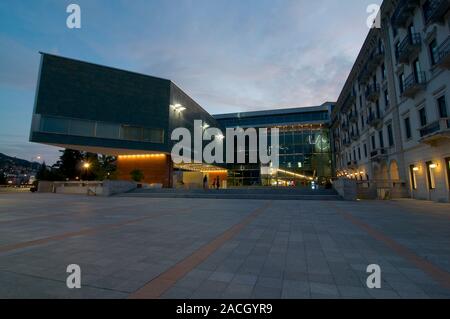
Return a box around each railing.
[437,36,450,67]
[424,0,450,24]
[367,113,382,127]
[391,0,420,28]
[402,72,427,97]
[419,118,450,138]
[370,148,388,160]
[349,110,358,122]
[396,33,422,63]
[365,84,380,101]
[343,139,351,147]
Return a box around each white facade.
[332,0,450,202]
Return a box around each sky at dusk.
[0,0,382,164]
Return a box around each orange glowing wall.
[206,171,228,188]
[117,155,172,188]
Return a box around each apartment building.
[332,0,450,202]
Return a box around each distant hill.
[0,153,41,170]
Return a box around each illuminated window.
[40,116,70,134]
[426,161,436,190]
[409,165,417,190]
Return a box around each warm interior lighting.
[83,163,90,169]
[118,154,166,159]
[171,104,186,112]
[276,168,314,181]
[413,166,419,172]
[429,163,438,169]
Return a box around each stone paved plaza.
[0,193,449,299]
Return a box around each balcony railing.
[349,110,358,123]
[343,139,351,147]
[367,113,382,129]
[370,148,388,162]
[342,92,356,112]
[419,117,450,145]
[365,84,380,102]
[424,0,450,25]
[396,33,422,64]
[437,36,450,69]
[358,66,371,85]
[341,122,349,132]
[391,0,420,28]
[350,131,359,141]
[402,72,427,98]
[367,47,385,72]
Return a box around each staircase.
[117,187,342,201]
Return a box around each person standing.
[203,175,208,190]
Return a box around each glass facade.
[216,108,333,188]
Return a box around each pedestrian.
[215,176,220,190]
[203,175,208,190]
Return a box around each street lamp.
[83,162,91,180]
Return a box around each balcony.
[365,84,380,102]
[341,92,356,112]
[358,66,371,85]
[402,72,427,98]
[391,0,420,28]
[343,139,351,147]
[367,48,385,72]
[370,148,388,162]
[424,0,450,25]
[367,113,382,129]
[396,33,422,64]
[350,131,359,141]
[437,36,450,69]
[349,110,358,123]
[419,118,450,146]
[341,122,349,132]
[347,160,358,169]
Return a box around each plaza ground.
[0,193,449,299]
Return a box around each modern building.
[332,0,450,202]
[30,53,334,188]
[214,104,334,187]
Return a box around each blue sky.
[0,0,381,164]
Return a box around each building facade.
[332,0,450,202]
[214,104,334,187]
[30,54,334,189]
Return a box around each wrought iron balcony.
[365,84,380,102]
[370,148,388,162]
[419,118,450,145]
[349,110,358,123]
[424,0,450,25]
[358,66,371,85]
[341,121,349,132]
[367,113,382,129]
[396,33,422,64]
[341,92,356,112]
[437,36,450,69]
[402,72,427,98]
[391,0,420,28]
[343,139,351,147]
[367,48,385,72]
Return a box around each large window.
[437,96,448,118]
[387,124,394,147]
[446,158,450,189]
[404,117,412,139]
[409,165,417,190]
[399,73,405,94]
[40,117,70,134]
[419,108,427,127]
[70,119,95,137]
[96,122,120,139]
[426,162,437,190]
[429,39,438,66]
[378,130,384,149]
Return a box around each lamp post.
[83,162,91,181]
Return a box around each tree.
[130,169,144,183]
[57,149,84,180]
[0,171,6,185]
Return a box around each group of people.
[203,175,221,190]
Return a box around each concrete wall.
[333,179,357,201]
